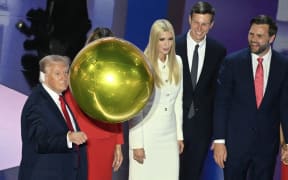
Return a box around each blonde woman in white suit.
[129,19,184,180]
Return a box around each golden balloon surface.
[69,37,154,123]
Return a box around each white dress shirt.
[251,47,272,93]
[187,31,206,83]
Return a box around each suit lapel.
[241,51,257,108]
[65,101,80,131]
[195,39,221,92]
[40,84,69,129]
[195,40,213,91]
[260,52,279,108]
[244,50,278,109]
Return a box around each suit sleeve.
[128,84,156,149]
[25,104,70,153]
[280,60,288,142]
[129,113,144,149]
[116,123,124,144]
[213,57,234,140]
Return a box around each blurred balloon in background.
[69,37,154,123]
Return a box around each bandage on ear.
[39,71,45,82]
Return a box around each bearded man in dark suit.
[212,15,288,180]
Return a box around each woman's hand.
[178,140,184,154]
[133,148,146,164]
[112,144,123,171]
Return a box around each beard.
[248,42,270,55]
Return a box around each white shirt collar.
[251,46,272,64]
[41,83,62,103]
[186,30,206,48]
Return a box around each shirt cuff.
[214,139,225,144]
[66,131,73,148]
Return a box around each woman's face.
[158,31,173,60]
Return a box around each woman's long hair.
[144,19,180,88]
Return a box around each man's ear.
[39,71,45,82]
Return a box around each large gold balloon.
[69,37,154,123]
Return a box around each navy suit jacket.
[19,84,87,180]
[213,48,288,157]
[176,34,227,142]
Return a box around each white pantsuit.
[129,56,183,180]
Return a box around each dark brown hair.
[86,27,114,44]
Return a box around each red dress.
[282,163,288,180]
[65,90,124,180]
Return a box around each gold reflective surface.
[69,37,154,123]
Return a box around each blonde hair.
[144,19,180,87]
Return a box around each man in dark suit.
[18,55,88,180]
[212,15,288,180]
[175,1,227,180]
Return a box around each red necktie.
[254,58,264,108]
[59,95,74,131]
[59,95,80,167]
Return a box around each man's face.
[248,23,275,56]
[189,13,214,43]
[44,62,69,94]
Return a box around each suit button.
[164,107,168,111]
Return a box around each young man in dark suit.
[212,15,288,180]
[175,1,227,180]
[19,55,88,180]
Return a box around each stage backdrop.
[0,0,287,180]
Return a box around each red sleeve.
[282,162,288,180]
[115,123,124,144]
